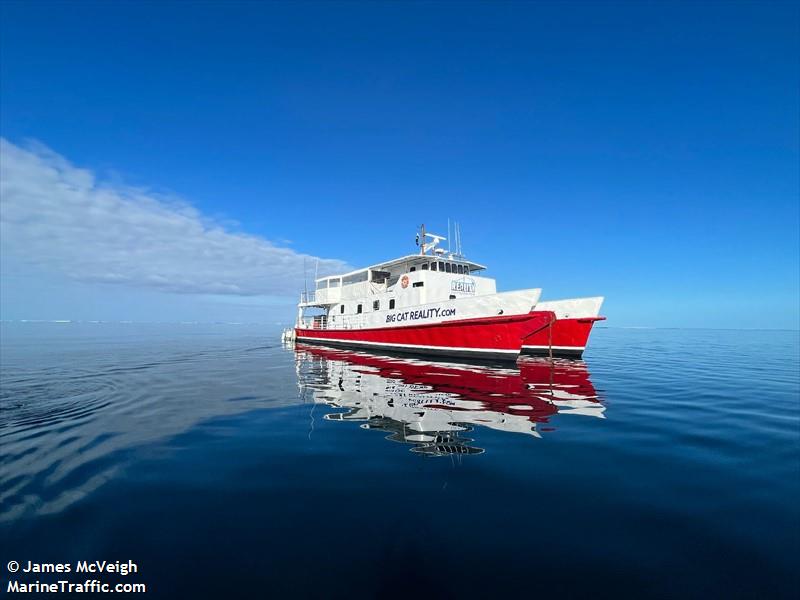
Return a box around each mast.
[303,258,308,298]
[420,223,426,255]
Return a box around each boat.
[293,343,604,454]
[288,226,605,360]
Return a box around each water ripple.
[0,326,294,521]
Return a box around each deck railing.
[299,315,370,330]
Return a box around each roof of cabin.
[315,254,487,282]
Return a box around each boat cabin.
[299,250,496,330]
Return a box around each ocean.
[1,323,798,598]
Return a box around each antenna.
[303,258,308,298]
[447,218,451,254]
[420,223,426,255]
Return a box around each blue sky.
[1,1,798,328]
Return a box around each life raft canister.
[401,275,410,289]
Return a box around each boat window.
[463,266,469,275]
[373,300,380,311]
[449,294,456,299]
[329,279,341,288]
[410,267,416,272]
[389,299,395,309]
[317,280,327,289]
[421,263,428,270]
[340,305,345,314]
[413,282,424,288]
[431,262,437,271]
[370,270,390,284]
[456,264,463,274]
[343,271,369,285]
[357,304,362,314]
[438,261,444,271]
[445,263,452,273]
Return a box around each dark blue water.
[1,323,798,598]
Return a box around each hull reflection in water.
[294,343,604,456]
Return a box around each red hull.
[295,311,603,359]
[520,317,605,357]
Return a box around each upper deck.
[301,253,488,306]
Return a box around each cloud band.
[0,139,348,297]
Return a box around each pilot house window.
[389,299,395,309]
[422,263,428,270]
[373,300,380,311]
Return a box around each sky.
[1,1,798,328]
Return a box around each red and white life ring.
[401,275,409,289]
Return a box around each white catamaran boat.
[285,226,604,360]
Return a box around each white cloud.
[0,139,349,296]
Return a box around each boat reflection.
[294,343,604,456]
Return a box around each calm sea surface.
[1,323,798,598]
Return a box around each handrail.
[299,313,371,331]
